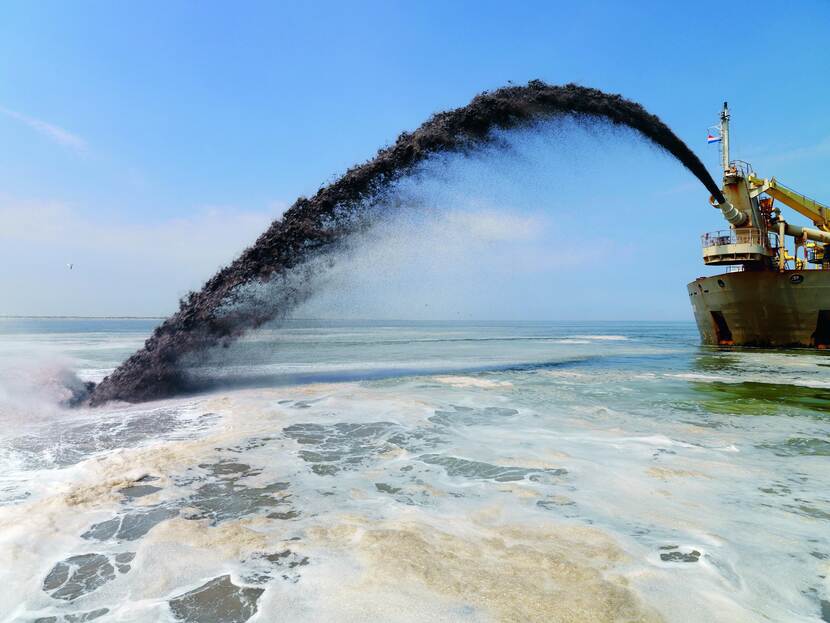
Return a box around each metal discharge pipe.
[710,195,747,226]
[718,200,747,226]
[784,222,830,245]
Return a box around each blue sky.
[1,0,828,318]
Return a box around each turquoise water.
[0,319,828,622]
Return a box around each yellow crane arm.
[748,174,830,232]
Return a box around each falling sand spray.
[89,81,723,405]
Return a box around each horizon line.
[0,315,692,323]
[0,315,166,320]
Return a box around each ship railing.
[701,228,774,249]
[728,160,755,177]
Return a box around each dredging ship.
[689,103,830,347]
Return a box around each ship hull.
[687,270,830,347]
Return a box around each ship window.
[710,311,733,344]
[812,310,830,348]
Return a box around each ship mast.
[720,102,730,172]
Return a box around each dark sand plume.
[89,81,722,405]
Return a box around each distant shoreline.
[0,315,166,320]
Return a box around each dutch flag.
[707,133,721,144]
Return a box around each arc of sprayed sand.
[89,80,722,405]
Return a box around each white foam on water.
[668,372,735,382]
[0,321,828,622]
[431,375,514,389]
[572,334,631,341]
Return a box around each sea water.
[0,318,828,622]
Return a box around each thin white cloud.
[796,137,830,159]
[0,197,286,316]
[0,107,87,151]
[756,136,830,166]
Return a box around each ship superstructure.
[688,103,830,347]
